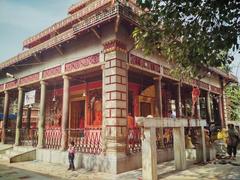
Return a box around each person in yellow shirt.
[214,128,228,158]
[217,128,228,144]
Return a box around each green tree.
[225,83,240,121]
[133,0,240,78]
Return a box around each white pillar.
[37,81,47,148]
[201,126,207,163]
[1,91,9,144]
[197,97,201,119]
[177,82,182,117]
[206,91,212,123]
[154,76,163,117]
[142,127,157,180]
[15,87,24,146]
[196,126,207,163]
[154,76,164,148]
[61,75,70,150]
[173,126,186,170]
[218,95,224,127]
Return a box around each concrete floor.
[0,156,240,180]
[0,164,58,180]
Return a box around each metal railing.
[19,128,38,147]
[5,128,16,144]
[156,128,174,149]
[127,127,174,154]
[67,128,102,155]
[127,127,141,153]
[44,128,62,150]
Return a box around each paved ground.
[1,156,240,180]
[118,158,240,180]
[0,164,56,180]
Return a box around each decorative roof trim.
[0,3,138,70]
[23,0,112,48]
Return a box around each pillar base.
[37,145,44,149]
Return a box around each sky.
[0,0,78,60]
[0,0,239,81]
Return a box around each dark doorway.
[212,97,221,126]
[140,102,151,117]
[70,100,85,129]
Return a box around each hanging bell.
[52,95,56,102]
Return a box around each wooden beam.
[91,28,101,40]
[55,30,59,35]
[77,17,83,22]
[13,65,19,71]
[33,53,42,63]
[115,15,120,33]
[0,70,5,78]
[55,45,64,56]
[136,117,207,128]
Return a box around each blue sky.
[0,0,239,80]
[0,0,78,60]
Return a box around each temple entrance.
[139,86,156,117]
[70,99,85,129]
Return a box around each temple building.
[0,0,237,174]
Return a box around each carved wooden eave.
[55,45,64,56]
[0,28,75,70]
[33,53,42,63]
[13,65,19,71]
[68,0,88,14]
[208,67,238,83]
[91,28,101,40]
[114,15,120,33]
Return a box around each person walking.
[227,124,239,160]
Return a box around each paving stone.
[0,154,240,179]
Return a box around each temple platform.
[36,148,174,174]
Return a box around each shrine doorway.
[140,102,152,117]
[70,99,85,129]
[212,96,221,127]
[128,71,156,118]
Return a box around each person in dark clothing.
[68,141,76,170]
[227,124,239,160]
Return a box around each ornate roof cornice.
[0,3,139,70]
[23,0,113,49]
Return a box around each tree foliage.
[133,0,240,78]
[225,83,240,121]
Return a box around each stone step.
[5,150,22,157]
[0,154,11,161]
[2,146,35,159]
[0,144,13,152]
[13,146,35,152]
[0,146,36,163]
[0,144,13,157]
